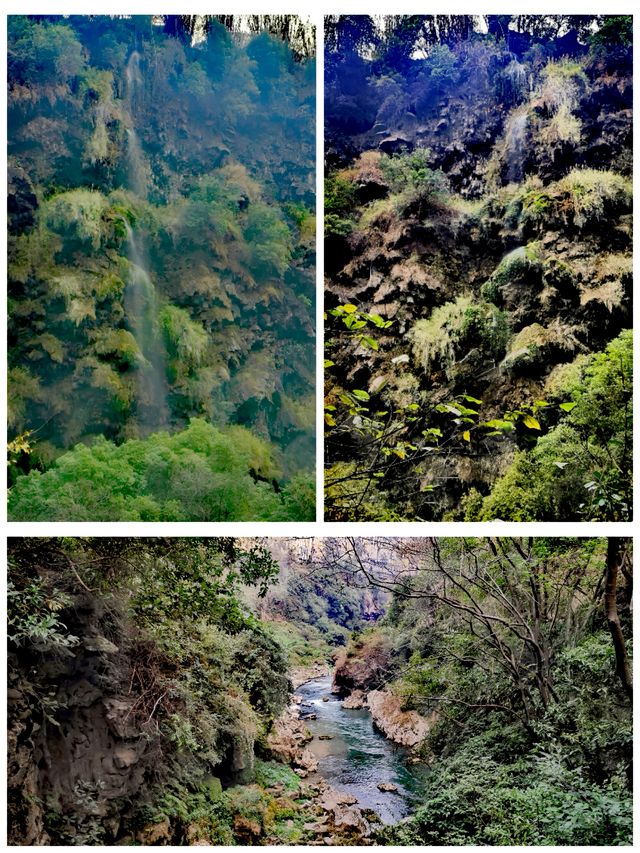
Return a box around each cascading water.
[125,52,150,199]
[123,50,169,432]
[504,109,528,184]
[124,223,170,432]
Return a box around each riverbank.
[266,675,428,843]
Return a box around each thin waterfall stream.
[505,109,529,183]
[123,223,169,432]
[296,676,427,825]
[123,50,169,432]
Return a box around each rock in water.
[343,690,366,709]
[367,690,433,747]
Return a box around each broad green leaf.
[351,389,370,401]
[361,335,379,350]
[559,401,577,412]
[522,414,541,430]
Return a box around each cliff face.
[325,32,632,521]
[7,590,263,846]
[7,537,295,847]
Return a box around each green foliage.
[160,305,208,366]
[8,17,86,86]
[43,190,109,250]
[379,149,448,206]
[382,744,632,845]
[8,419,308,521]
[7,15,315,516]
[7,577,78,652]
[243,202,292,276]
[589,16,632,48]
[423,44,458,84]
[279,471,316,521]
[324,174,356,235]
[254,760,301,793]
[373,537,631,846]
[518,171,632,232]
[474,331,632,521]
[557,169,632,229]
[410,295,509,378]
[263,620,332,667]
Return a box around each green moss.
[254,760,301,794]
[486,244,543,294]
[43,189,109,249]
[557,168,632,228]
[160,305,208,367]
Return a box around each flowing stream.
[296,676,427,825]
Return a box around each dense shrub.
[410,295,510,378]
[473,331,632,521]
[8,419,313,521]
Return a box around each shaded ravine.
[296,676,427,825]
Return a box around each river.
[296,676,427,825]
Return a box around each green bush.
[475,331,632,521]
[381,747,632,845]
[379,149,448,202]
[516,171,632,232]
[8,419,310,521]
[160,305,208,367]
[410,295,509,378]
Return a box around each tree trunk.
[605,538,632,701]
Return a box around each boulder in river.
[367,690,433,747]
[377,781,398,793]
[342,690,367,710]
[266,706,313,766]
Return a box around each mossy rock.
[487,244,543,289]
[501,321,579,376]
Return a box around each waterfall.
[504,109,528,184]
[124,52,150,199]
[124,223,169,433]
[122,50,169,433]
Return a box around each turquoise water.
[296,676,427,824]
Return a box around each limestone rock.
[82,635,119,654]
[367,690,433,747]
[342,690,367,710]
